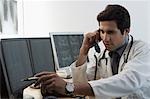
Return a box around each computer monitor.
[50,32,83,69]
[0,59,9,98]
[28,38,55,73]
[0,38,34,98]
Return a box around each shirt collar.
[109,35,129,57]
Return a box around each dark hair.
[97,4,130,34]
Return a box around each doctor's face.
[99,21,128,51]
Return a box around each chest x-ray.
[0,0,18,34]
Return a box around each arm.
[74,83,94,96]
[71,31,102,83]
[76,31,100,67]
[34,72,94,96]
[76,46,88,67]
[89,42,150,97]
[34,31,101,96]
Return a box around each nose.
[102,33,110,42]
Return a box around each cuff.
[70,61,88,83]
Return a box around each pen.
[21,76,39,81]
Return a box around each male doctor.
[35,4,150,99]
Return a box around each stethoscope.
[94,35,134,80]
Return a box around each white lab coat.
[70,35,150,99]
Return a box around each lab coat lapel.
[105,51,113,77]
[98,50,113,78]
[118,35,132,72]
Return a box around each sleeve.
[70,61,88,83]
[70,47,105,83]
[88,42,150,97]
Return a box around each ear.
[124,28,130,35]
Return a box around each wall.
[21,0,150,43]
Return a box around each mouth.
[104,43,111,49]
[104,43,110,46]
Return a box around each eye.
[107,31,113,34]
[107,30,115,35]
[100,29,104,34]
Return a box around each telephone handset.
[93,29,101,53]
[93,42,100,53]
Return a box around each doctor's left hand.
[34,71,67,95]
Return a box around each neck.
[112,35,129,51]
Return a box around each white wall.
[21,0,150,43]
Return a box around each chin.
[105,45,111,50]
[105,46,115,51]
[106,48,112,51]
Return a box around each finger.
[34,71,55,77]
[34,74,52,87]
[87,33,96,43]
[42,83,55,94]
[95,30,100,42]
[43,78,54,85]
[45,81,55,90]
[41,84,47,95]
[40,73,57,81]
[34,73,57,87]
[30,83,41,89]
[34,80,42,87]
[46,89,54,94]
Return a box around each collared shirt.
[109,36,129,99]
[109,36,129,75]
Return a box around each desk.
[23,72,73,99]
[23,86,89,99]
[23,79,86,99]
[23,72,91,99]
[23,86,42,99]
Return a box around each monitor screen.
[0,39,34,96]
[28,38,55,73]
[50,32,83,68]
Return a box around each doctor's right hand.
[81,30,100,55]
[34,71,67,96]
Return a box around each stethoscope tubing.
[94,35,133,80]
